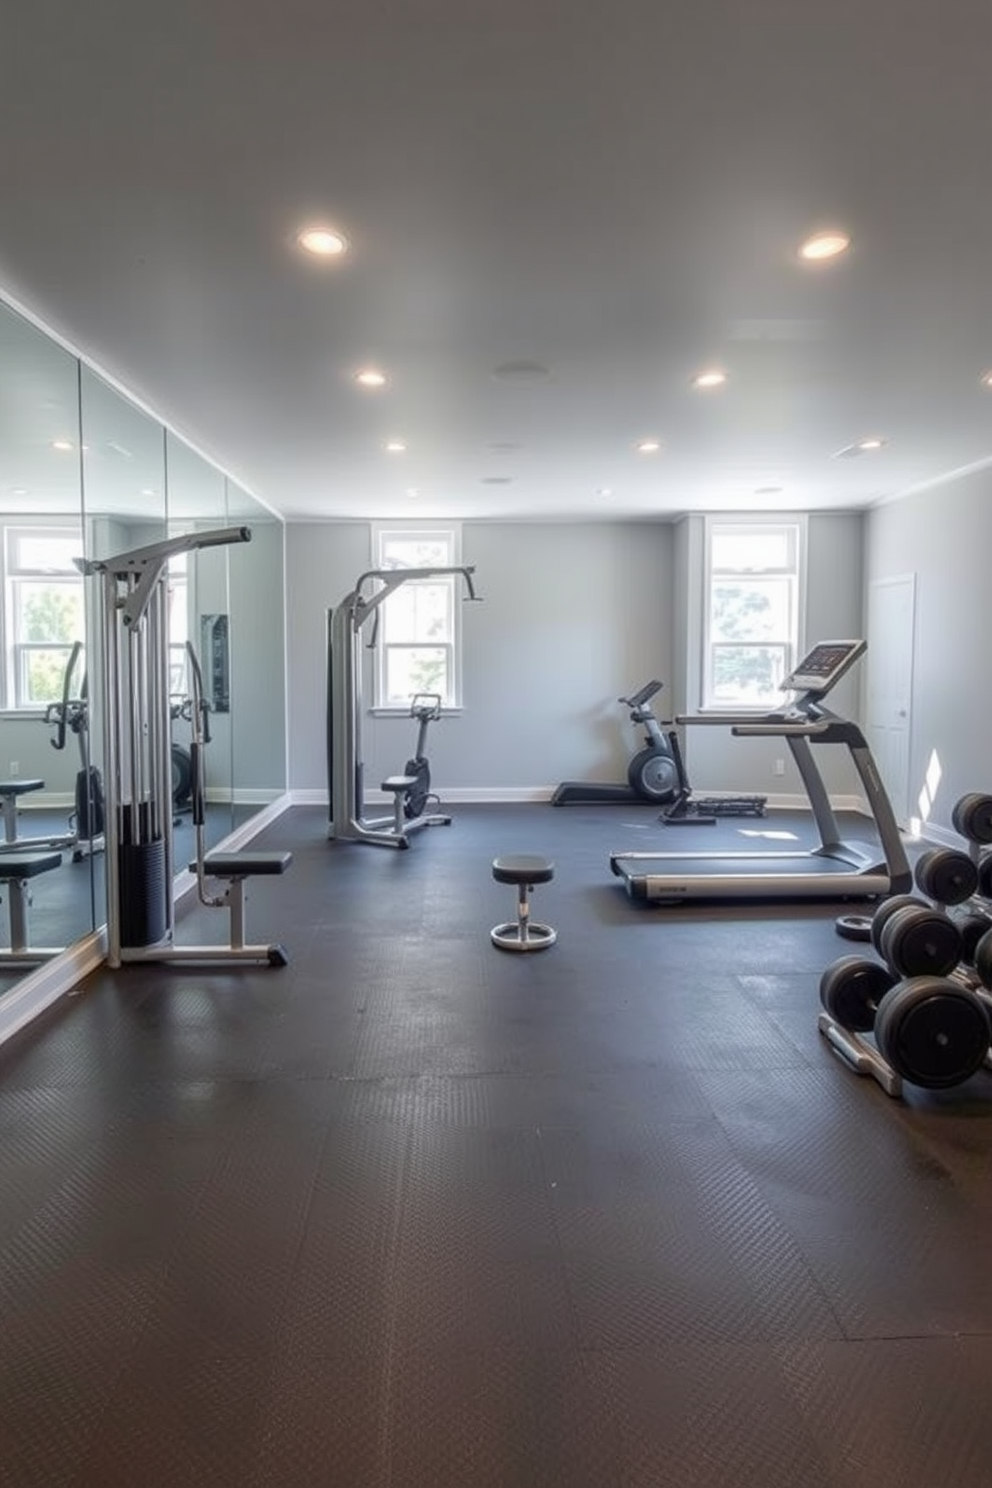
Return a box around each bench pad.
[191,851,292,877]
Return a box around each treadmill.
[609,639,913,903]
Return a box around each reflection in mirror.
[165,433,232,856]
[226,482,287,829]
[0,298,91,977]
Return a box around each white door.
[866,574,916,827]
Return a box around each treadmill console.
[781,640,867,699]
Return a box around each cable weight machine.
[85,525,290,968]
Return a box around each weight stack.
[118,804,168,948]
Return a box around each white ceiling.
[2,0,991,522]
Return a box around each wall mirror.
[0,299,92,982]
[0,293,287,1007]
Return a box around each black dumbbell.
[914,847,979,907]
[873,975,991,1089]
[878,902,963,980]
[819,955,897,1032]
[870,894,928,958]
[951,793,992,846]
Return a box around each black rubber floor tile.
[72,1330,271,1488]
[778,1336,992,1488]
[1,1265,163,1488]
[587,1344,840,1488]
[697,1065,992,1337]
[737,970,828,1053]
[248,1349,396,1487]
[545,1119,841,1346]
[386,1348,623,1488]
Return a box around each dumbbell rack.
[818,789,992,1099]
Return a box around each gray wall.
[864,469,992,834]
[286,520,673,795]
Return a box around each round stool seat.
[490,854,556,952]
[492,854,555,886]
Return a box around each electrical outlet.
[773,758,785,777]
[9,761,18,778]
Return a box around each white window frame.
[370,521,464,710]
[3,523,86,711]
[701,515,806,711]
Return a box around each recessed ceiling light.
[10,487,27,497]
[355,369,387,388]
[52,439,73,452]
[480,476,513,485]
[636,439,661,454]
[405,487,419,498]
[384,440,406,453]
[980,371,992,388]
[754,485,784,496]
[692,369,728,389]
[833,437,887,459]
[296,226,348,257]
[140,487,156,497]
[596,487,612,497]
[799,230,851,262]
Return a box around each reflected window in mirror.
[4,524,85,708]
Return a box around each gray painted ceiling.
[1,0,990,521]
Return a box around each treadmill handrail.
[731,721,831,737]
[675,711,806,727]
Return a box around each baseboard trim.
[290,786,870,811]
[0,928,108,1049]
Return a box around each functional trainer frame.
[85,526,290,967]
[326,566,480,848]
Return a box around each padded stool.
[491,854,556,952]
[381,774,417,833]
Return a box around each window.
[4,526,85,709]
[371,524,462,708]
[702,518,804,709]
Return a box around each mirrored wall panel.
[0,300,92,977]
[0,292,288,1002]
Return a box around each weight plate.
[819,955,896,1032]
[870,894,928,957]
[914,847,979,906]
[874,977,991,1089]
[978,856,992,901]
[835,914,873,942]
[880,905,962,979]
[951,792,992,846]
[956,913,989,966]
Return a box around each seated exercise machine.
[552,680,678,805]
[84,526,291,967]
[326,565,481,849]
[610,640,913,903]
[0,643,105,860]
[45,640,105,860]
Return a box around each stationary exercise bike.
[552,680,679,805]
[45,641,105,861]
[399,693,443,819]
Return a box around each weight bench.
[0,778,73,852]
[0,849,64,963]
[185,850,293,965]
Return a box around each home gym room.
[3,3,992,1486]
